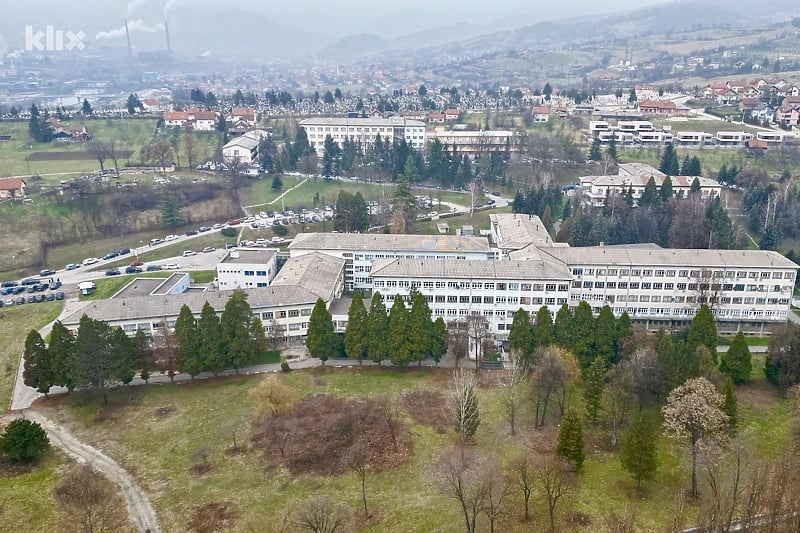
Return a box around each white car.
[82,257,100,265]
[164,263,181,270]
[164,234,178,241]
[182,250,196,257]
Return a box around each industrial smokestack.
[164,20,172,53]
[124,19,132,57]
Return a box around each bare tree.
[294,496,351,533]
[152,322,177,382]
[252,374,296,423]
[531,346,580,427]
[500,351,529,436]
[536,459,573,533]
[87,140,110,173]
[54,465,129,533]
[378,395,402,452]
[346,440,370,517]
[183,133,198,170]
[299,152,320,178]
[438,447,489,533]
[509,453,535,521]
[448,319,469,369]
[106,138,123,178]
[482,457,511,533]
[266,319,286,351]
[604,361,635,447]
[450,369,481,445]
[467,180,481,215]
[149,138,173,174]
[466,312,491,372]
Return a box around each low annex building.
[216,248,278,290]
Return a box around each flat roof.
[540,246,799,270]
[328,296,364,318]
[289,232,490,254]
[490,213,555,250]
[299,117,425,127]
[111,277,166,299]
[371,258,571,281]
[220,248,277,265]
[271,252,345,301]
[151,273,190,295]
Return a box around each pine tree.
[556,408,585,471]
[174,305,202,379]
[606,137,618,162]
[583,356,606,424]
[571,301,595,369]
[688,304,718,365]
[409,292,434,365]
[532,306,554,350]
[133,329,152,383]
[48,321,75,390]
[721,376,738,430]
[553,303,573,349]
[508,308,534,362]
[23,330,51,395]
[639,177,659,206]
[72,315,114,404]
[198,301,225,375]
[221,289,256,372]
[720,331,752,384]
[620,411,659,491]
[659,175,674,203]
[306,298,337,366]
[593,305,617,366]
[344,293,368,364]
[366,293,389,363]
[430,317,448,365]
[271,175,283,191]
[109,327,137,385]
[589,138,602,161]
[388,297,413,366]
[659,144,680,175]
[251,318,269,359]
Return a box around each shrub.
[0,419,50,464]
[221,227,237,238]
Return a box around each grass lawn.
[79,273,171,301]
[32,361,790,533]
[239,175,304,208]
[413,205,513,235]
[0,450,66,531]
[0,301,64,408]
[189,270,216,284]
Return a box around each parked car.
[149,238,164,246]
[21,277,40,286]
[82,257,99,265]
[182,250,196,257]
[202,246,216,253]
[105,268,121,276]
[55,291,65,300]
[13,287,25,294]
[65,263,80,271]
[125,266,142,274]
[35,294,46,302]
[146,264,163,272]
[164,263,181,270]
[35,283,49,292]
[119,248,131,255]
[103,251,119,260]
[40,268,56,276]
[27,295,36,303]
[198,226,211,232]
[129,260,144,267]
[185,230,198,236]
[1,280,18,288]
[0,287,12,296]
[227,219,241,226]
[46,293,55,301]
[15,296,25,305]
[4,298,14,307]
[49,280,61,290]
[224,242,236,250]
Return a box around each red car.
[227,219,241,226]
[129,260,144,267]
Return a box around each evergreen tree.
[133,329,152,382]
[616,312,633,352]
[81,98,93,116]
[366,293,389,363]
[198,301,225,375]
[174,305,202,379]
[638,177,659,207]
[620,411,659,491]
[306,298,337,366]
[571,301,595,369]
[659,144,680,175]
[556,408,585,471]
[221,289,256,372]
[352,192,370,232]
[23,330,52,395]
[593,305,617,366]
[251,318,269,358]
[688,304,718,365]
[0,419,49,464]
[532,306,554,349]
[583,356,606,424]
[508,308,534,362]
[706,197,735,249]
[271,175,283,191]
[657,335,699,394]
[388,297,413,366]
[606,137,618,162]
[48,321,75,390]
[430,317,448,365]
[589,137,602,161]
[344,293,368,364]
[721,376,738,430]
[161,191,184,228]
[109,327,137,385]
[686,156,702,176]
[553,303,573,348]
[409,292,434,364]
[690,177,701,194]
[720,331,752,384]
[659,175,674,203]
[72,315,114,404]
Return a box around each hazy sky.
[1,0,674,50]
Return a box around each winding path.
[20,410,161,533]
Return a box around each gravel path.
[20,410,161,533]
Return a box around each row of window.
[572,267,793,280]
[259,308,312,320]
[373,280,568,292]
[242,270,270,277]
[576,280,790,292]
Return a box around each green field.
[0,451,66,531]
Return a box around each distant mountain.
[319,34,386,62]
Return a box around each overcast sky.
[0,0,674,51]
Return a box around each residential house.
[444,108,460,121]
[0,178,26,198]
[745,138,769,156]
[227,107,257,127]
[532,106,550,122]
[638,100,677,116]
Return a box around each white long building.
[299,117,426,156]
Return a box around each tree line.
[23,289,269,403]
[306,291,448,367]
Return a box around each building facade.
[299,117,426,156]
[216,248,278,290]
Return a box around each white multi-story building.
[289,232,491,291]
[299,117,426,156]
[221,130,270,166]
[578,163,722,207]
[216,248,278,290]
[62,252,346,344]
[431,129,517,156]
